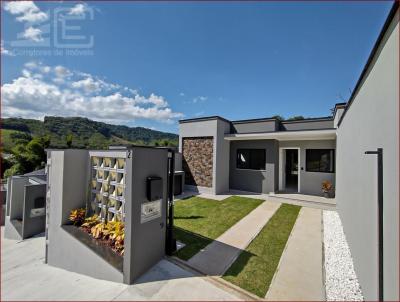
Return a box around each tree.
[3,136,48,177]
[271,115,284,121]
[66,133,73,148]
[286,115,305,121]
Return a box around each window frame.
[236,148,266,171]
[305,149,335,173]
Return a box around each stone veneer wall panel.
[182,137,213,188]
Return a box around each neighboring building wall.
[336,8,399,301]
[182,137,213,187]
[279,140,336,195]
[229,140,279,194]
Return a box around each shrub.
[69,208,86,226]
[91,222,107,239]
[109,221,125,255]
[79,216,125,255]
[81,214,99,229]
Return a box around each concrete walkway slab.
[1,227,243,301]
[176,189,336,210]
[265,207,324,301]
[187,201,281,276]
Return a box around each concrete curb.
[167,256,263,301]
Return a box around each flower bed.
[69,208,124,256]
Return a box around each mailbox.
[146,176,163,201]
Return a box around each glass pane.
[237,149,250,169]
[306,149,334,173]
[250,149,266,170]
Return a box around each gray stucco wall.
[336,9,399,301]
[22,184,46,239]
[8,176,29,220]
[232,120,278,134]
[229,140,279,194]
[125,147,168,283]
[215,119,231,194]
[279,140,336,195]
[281,119,333,131]
[47,150,123,283]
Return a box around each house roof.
[179,116,231,124]
[24,169,46,176]
[179,115,333,125]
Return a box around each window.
[306,149,335,173]
[237,149,266,170]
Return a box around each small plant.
[109,222,125,255]
[322,180,333,198]
[91,222,107,239]
[81,214,99,229]
[69,208,86,226]
[102,221,117,238]
[322,180,333,192]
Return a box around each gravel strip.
[323,210,364,301]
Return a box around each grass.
[223,203,301,298]
[174,196,264,260]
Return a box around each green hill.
[1,116,178,152]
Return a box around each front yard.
[223,203,301,297]
[173,195,263,260]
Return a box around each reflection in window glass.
[236,149,266,170]
[306,149,335,173]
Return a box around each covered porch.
[225,129,337,197]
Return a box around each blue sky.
[1,1,393,133]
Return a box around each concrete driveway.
[1,227,243,301]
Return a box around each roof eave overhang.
[224,129,337,141]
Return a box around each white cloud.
[1,40,15,56]
[22,26,43,42]
[54,65,72,78]
[193,96,208,103]
[4,1,48,23]
[72,76,102,93]
[68,3,88,16]
[1,62,184,124]
[179,92,185,97]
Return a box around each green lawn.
[174,196,264,260]
[223,203,301,298]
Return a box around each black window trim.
[305,148,335,173]
[236,148,266,171]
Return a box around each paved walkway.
[1,228,244,301]
[265,207,324,301]
[176,189,335,210]
[187,201,281,276]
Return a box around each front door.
[285,149,298,192]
